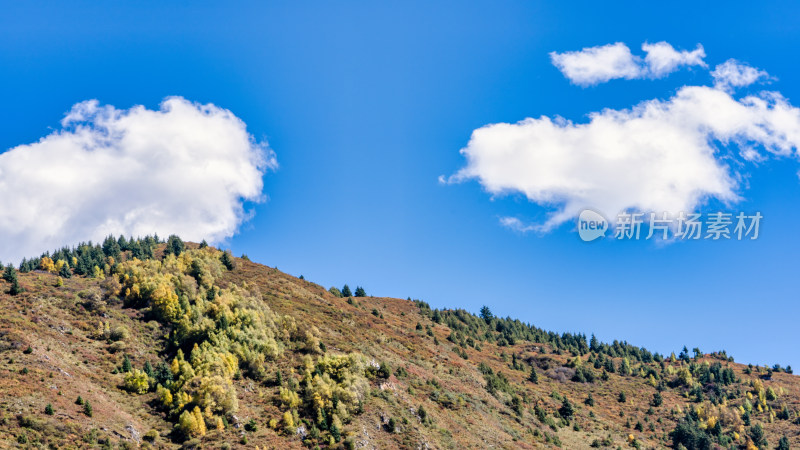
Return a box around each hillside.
[0,237,798,449]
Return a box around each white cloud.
[642,41,706,77]
[447,86,800,230]
[550,42,642,86]
[550,41,706,86]
[712,59,770,92]
[499,216,538,233]
[0,97,275,262]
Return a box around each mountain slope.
[0,239,798,449]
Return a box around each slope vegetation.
[0,237,798,449]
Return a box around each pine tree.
[83,400,93,417]
[2,264,16,283]
[166,235,185,257]
[58,262,72,279]
[9,278,22,295]
[558,397,574,420]
[749,424,765,447]
[479,306,494,322]
[154,362,173,386]
[652,391,663,407]
[129,240,144,259]
[143,361,154,378]
[528,366,539,384]
[44,403,54,415]
[354,286,367,297]
[618,391,627,403]
[117,235,128,251]
[220,251,235,270]
[102,235,121,258]
[75,395,83,405]
[341,284,352,297]
[121,355,132,373]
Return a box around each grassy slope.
[0,245,798,449]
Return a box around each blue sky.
[2,1,799,368]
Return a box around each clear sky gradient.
[2,1,799,368]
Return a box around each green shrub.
[143,429,159,442]
[377,361,391,379]
[385,417,396,432]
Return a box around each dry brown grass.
[0,247,798,448]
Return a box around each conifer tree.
[529,366,539,384]
[102,235,121,258]
[590,334,599,352]
[143,361,154,378]
[559,397,575,420]
[9,278,22,296]
[652,391,663,407]
[220,251,235,270]
[58,262,72,279]
[117,235,128,251]
[480,306,494,323]
[341,284,352,297]
[2,264,15,283]
[166,235,185,257]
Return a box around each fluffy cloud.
[0,97,275,262]
[712,59,770,92]
[642,41,706,77]
[447,86,800,231]
[550,41,705,86]
[550,42,642,86]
